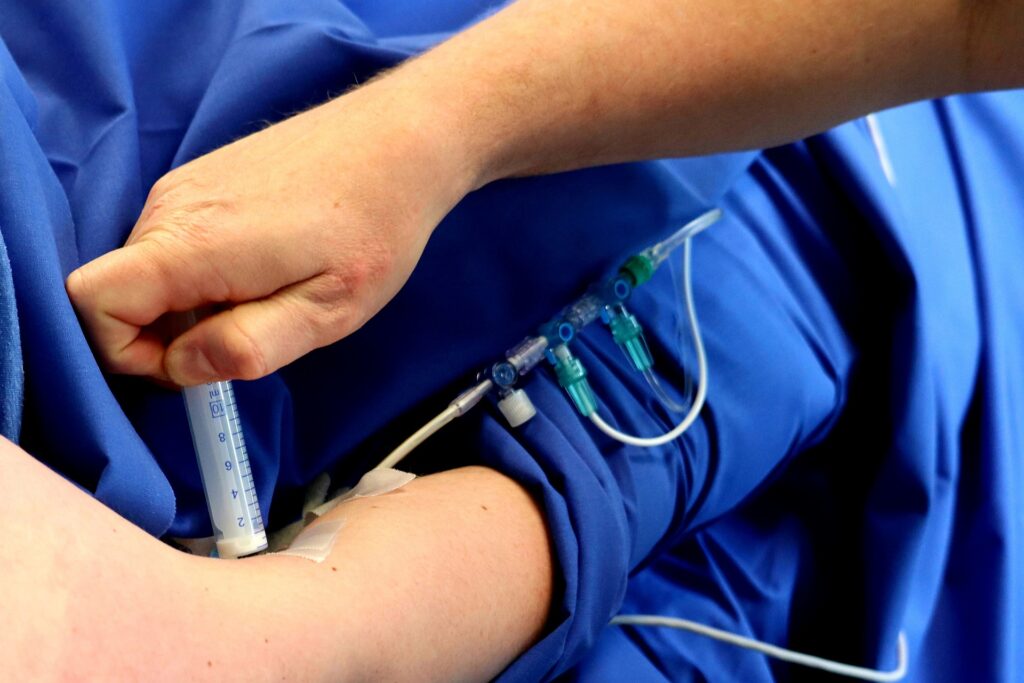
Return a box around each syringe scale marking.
[183,379,268,557]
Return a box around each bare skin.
[0,437,551,682]
[65,0,1023,387]
[8,0,1019,680]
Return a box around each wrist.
[371,28,541,193]
[340,69,490,213]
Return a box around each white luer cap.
[497,389,537,428]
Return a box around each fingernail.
[169,345,217,386]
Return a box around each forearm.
[0,438,552,682]
[240,466,554,682]
[369,0,1022,185]
[0,437,209,680]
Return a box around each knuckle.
[131,237,183,284]
[311,305,354,349]
[148,167,202,201]
[89,320,150,376]
[148,176,172,202]
[142,193,174,223]
[157,203,234,259]
[149,167,184,197]
[65,268,93,306]
[136,219,233,303]
[221,316,270,380]
[160,207,218,246]
[309,268,359,304]
[305,270,367,337]
[319,241,395,300]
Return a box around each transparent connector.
[505,336,549,376]
[647,208,722,269]
[563,292,606,331]
[542,291,611,344]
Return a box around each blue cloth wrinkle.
[0,4,1022,681]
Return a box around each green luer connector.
[619,253,656,287]
[553,353,598,417]
[609,312,653,372]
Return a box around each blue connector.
[540,277,633,347]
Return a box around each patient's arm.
[0,437,552,682]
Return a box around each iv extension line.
[611,615,908,682]
[373,405,458,470]
[366,209,910,681]
[588,237,708,447]
[374,208,720,470]
[595,229,909,681]
[373,379,493,470]
[642,366,691,413]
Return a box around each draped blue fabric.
[0,3,1020,681]
[0,195,20,443]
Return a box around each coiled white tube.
[589,237,707,447]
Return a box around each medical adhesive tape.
[276,518,345,563]
[273,468,416,563]
[308,468,417,521]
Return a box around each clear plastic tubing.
[183,380,267,558]
[648,208,722,268]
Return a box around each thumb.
[68,222,323,378]
[66,238,222,376]
[163,277,360,385]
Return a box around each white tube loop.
[611,615,908,682]
[589,238,707,447]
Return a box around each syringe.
[182,376,267,559]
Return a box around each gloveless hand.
[67,78,476,386]
[69,0,1008,388]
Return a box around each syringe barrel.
[183,380,267,559]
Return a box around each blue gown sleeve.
[473,149,861,679]
[4,5,1023,682]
